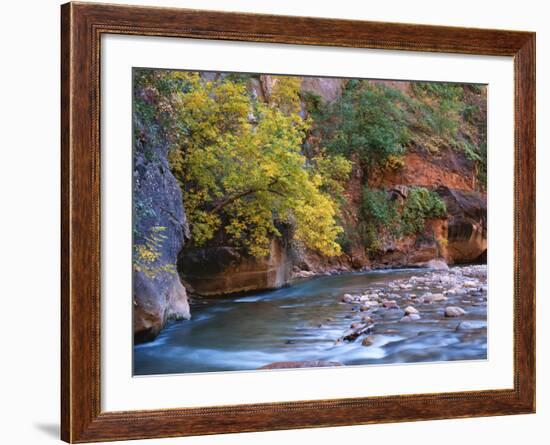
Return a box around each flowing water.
[134,267,487,375]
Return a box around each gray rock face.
[133,115,191,343]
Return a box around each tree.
[137,70,351,258]
[312,80,410,170]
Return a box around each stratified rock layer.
[179,239,291,296]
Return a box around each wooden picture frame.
[61,1,535,442]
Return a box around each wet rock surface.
[336,265,486,349]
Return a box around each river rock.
[362,335,376,346]
[426,259,449,270]
[361,315,374,324]
[423,292,447,304]
[342,294,355,303]
[400,314,421,322]
[445,306,466,317]
[382,299,399,309]
[295,270,315,278]
[422,294,435,303]
[360,301,379,311]
[404,306,419,315]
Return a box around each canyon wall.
[177,76,487,296]
[133,114,191,343]
[133,72,487,341]
[179,238,291,296]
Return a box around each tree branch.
[210,178,285,212]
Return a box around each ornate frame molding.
[61,2,535,442]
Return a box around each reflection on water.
[134,268,487,375]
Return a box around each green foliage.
[311,81,410,169]
[468,84,485,94]
[361,188,399,232]
[413,82,464,102]
[304,78,487,192]
[412,82,464,139]
[335,229,353,254]
[401,187,447,235]
[224,72,257,84]
[360,188,400,251]
[462,104,481,124]
[359,186,446,251]
[451,139,481,162]
[134,68,486,264]
[136,70,350,258]
[411,81,487,190]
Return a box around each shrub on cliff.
[412,82,465,139]
[360,186,447,251]
[411,82,487,189]
[401,187,447,235]
[309,80,410,170]
[308,79,487,190]
[360,188,400,251]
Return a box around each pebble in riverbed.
[423,292,447,304]
[445,306,466,317]
[336,264,486,342]
[400,313,421,322]
[382,299,399,309]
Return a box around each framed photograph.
[61,2,535,442]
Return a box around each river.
[134,265,487,375]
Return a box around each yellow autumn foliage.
[156,71,350,257]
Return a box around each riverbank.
[291,258,451,280]
[134,264,486,375]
